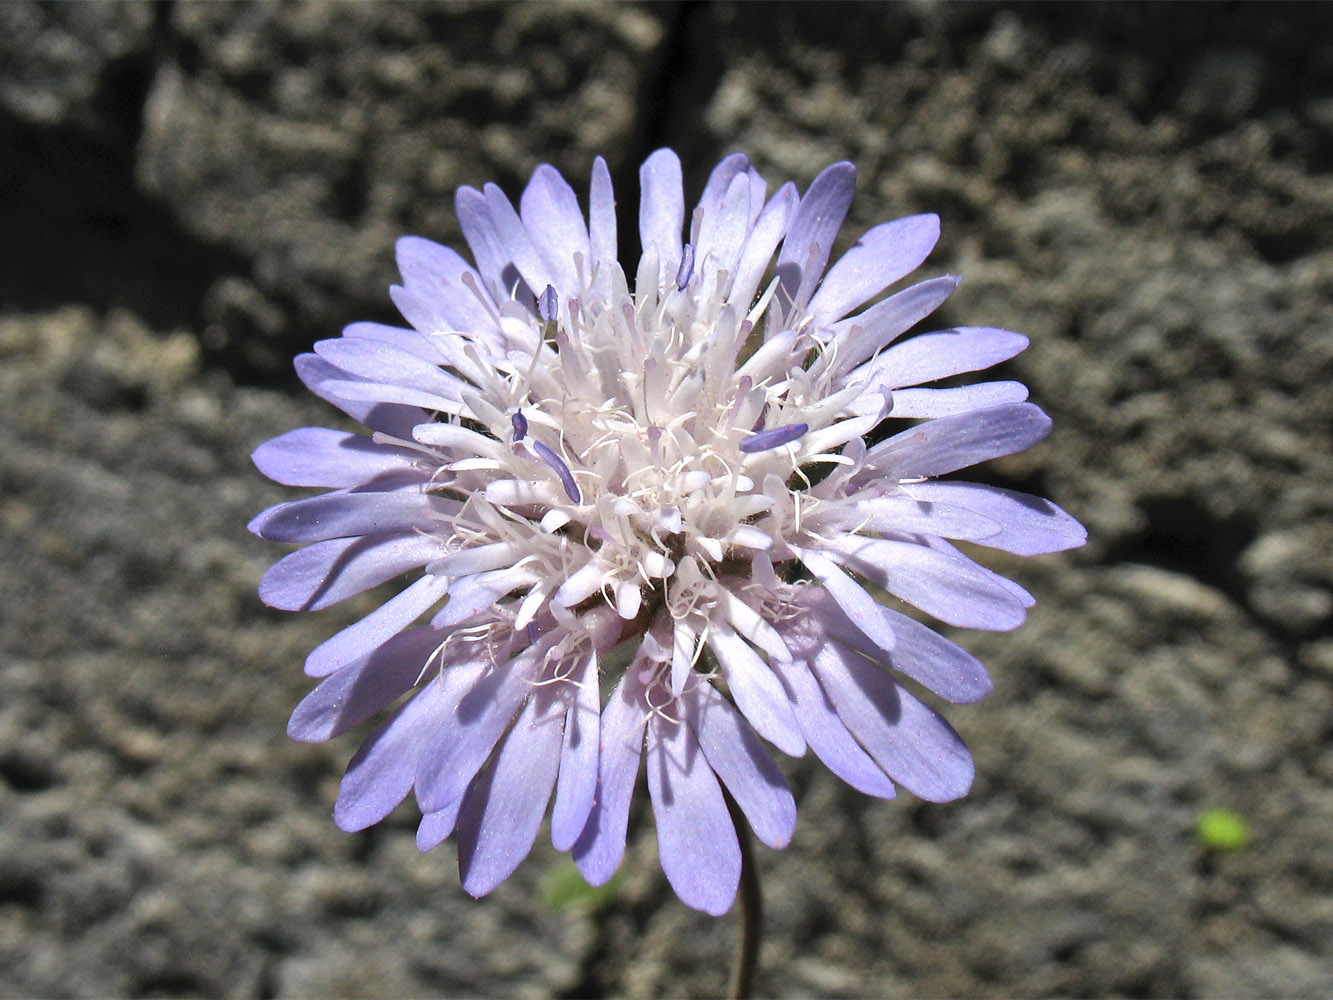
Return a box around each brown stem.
[726,793,762,1000]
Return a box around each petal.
[693,152,751,246]
[696,171,753,298]
[550,650,602,851]
[808,214,940,324]
[333,679,449,832]
[520,163,590,296]
[414,645,539,812]
[795,547,898,657]
[416,799,464,852]
[483,181,558,300]
[304,573,452,676]
[812,494,1002,542]
[685,681,797,848]
[776,161,856,315]
[252,427,426,488]
[810,642,974,802]
[261,532,448,612]
[572,670,647,887]
[456,185,514,304]
[901,481,1087,555]
[248,492,459,544]
[809,590,993,704]
[874,381,1029,419]
[314,334,471,401]
[857,326,1028,390]
[827,275,962,377]
[830,536,1028,631]
[767,654,896,798]
[395,236,501,338]
[705,625,805,756]
[860,402,1052,480]
[588,156,618,288]
[287,625,442,742]
[646,711,740,916]
[295,353,426,438]
[639,148,685,290]
[728,181,798,314]
[457,690,565,897]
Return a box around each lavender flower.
[250,150,1085,916]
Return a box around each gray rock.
[2,2,1330,997]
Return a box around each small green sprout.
[541,859,624,914]
[1196,808,1252,851]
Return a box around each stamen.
[739,422,809,453]
[675,242,695,290]
[532,440,582,503]
[538,285,559,323]
[511,409,528,441]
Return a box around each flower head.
[250,150,1085,915]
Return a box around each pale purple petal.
[685,680,797,848]
[520,164,590,296]
[860,402,1052,481]
[316,330,470,401]
[796,547,898,656]
[482,182,558,301]
[550,650,602,851]
[395,236,501,337]
[341,321,439,360]
[455,185,511,302]
[902,482,1088,555]
[646,711,740,917]
[431,567,533,629]
[728,181,797,314]
[697,172,753,297]
[248,492,459,544]
[813,494,1001,542]
[705,625,806,756]
[810,642,974,802]
[693,152,750,245]
[573,670,647,887]
[859,326,1029,389]
[808,214,940,324]
[304,573,452,677]
[457,690,565,897]
[588,156,617,292]
[416,799,463,852]
[767,654,896,798]
[334,679,449,831]
[288,625,443,742]
[413,645,538,813]
[260,533,447,612]
[253,428,425,489]
[877,381,1029,419]
[827,275,962,377]
[808,589,993,704]
[639,148,685,288]
[295,353,426,438]
[776,161,856,314]
[830,536,1028,631]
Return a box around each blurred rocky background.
[1,1,1330,996]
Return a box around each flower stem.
[726,793,762,1000]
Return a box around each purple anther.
[675,242,696,290]
[739,422,808,453]
[526,623,540,646]
[511,410,528,441]
[532,440,582,503]
[538,284,559,323]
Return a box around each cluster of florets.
[250,150,1084,914]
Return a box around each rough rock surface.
[1,2,1330,997]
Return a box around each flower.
[250,149,1085,916]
